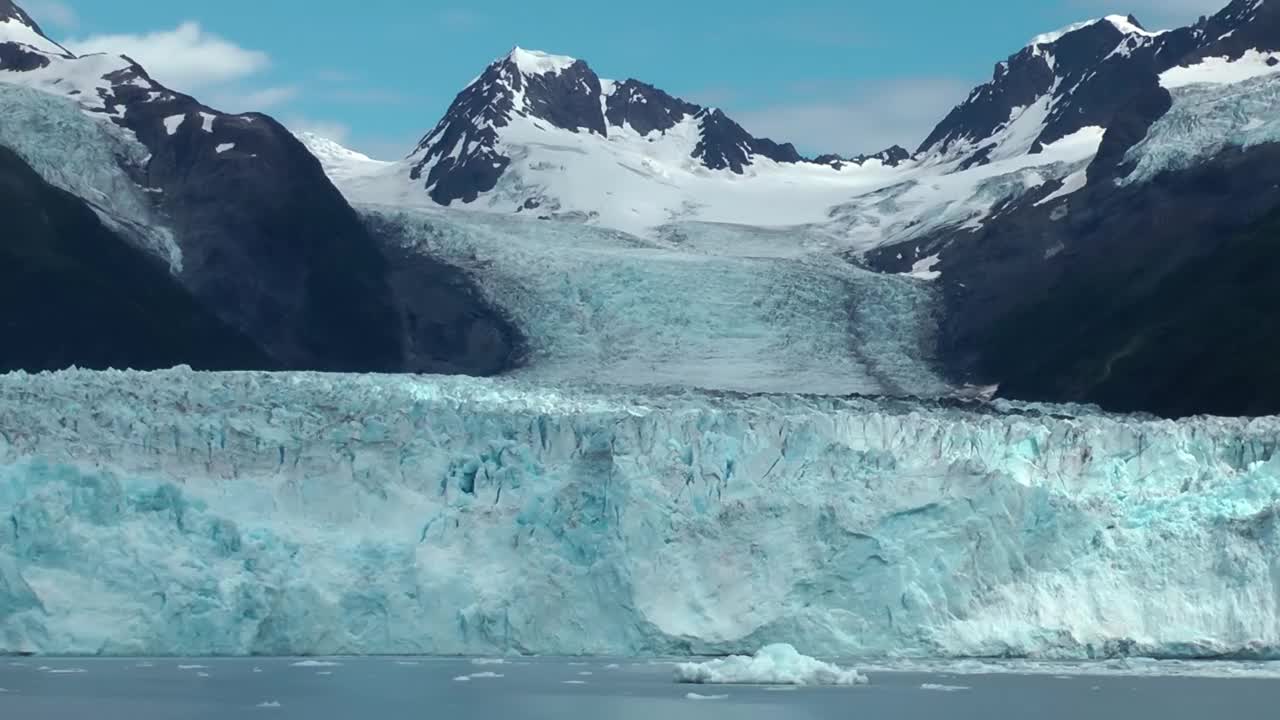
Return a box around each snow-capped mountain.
[299,0,1280,416]
[0,0,521,376]
[306,47,922,236]
[873,0,1280,416]
[408,47,808,207]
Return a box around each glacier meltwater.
[2,368,1280,658]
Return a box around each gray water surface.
[3,657,1279,719]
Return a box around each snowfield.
[3,368,1280,658]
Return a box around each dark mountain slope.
[0,145,271,372]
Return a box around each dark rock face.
[693,108,803,173]
[0,145,272,372]
[0,40,46,70]
[604,80,699,136]
[932,146,1280,418]
[815,145,911,170]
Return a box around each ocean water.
[2,657,1279,720]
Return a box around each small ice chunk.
[563,680,587,685]
[605,664,621,670]
[178,665,207,670]
[686,692,729,700]
[291,660,341,667]
[921,683,970,692]
[395,661,420,666]
[453,675,472,682]
[257,700,281,708]
[216,143,235,154]
[470,658,508,666]
[577,671,592,676]
[252,667,263,673]
[674,644,867,686]
[47,668,87,674]
[468,672,504,679]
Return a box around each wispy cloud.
[324,88,410,105]
[437,8,485,31]
[63,22,301,115]
[207,85,299,112]
[734,76,972,156]
[66,22,270,91]
[21,0,77,29]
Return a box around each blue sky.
[22,0,1225,158]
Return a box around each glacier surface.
[2,368,1280,658]
[366,207,949,398]
[0,84,181,270]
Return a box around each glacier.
[3,367,1280,658]
[1122,71,1280,185]
[0,84,181,270]
[364,207,950,398]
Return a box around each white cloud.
[734,77,972,157]
[1068,0,1225,30]
[21,0,77,29]
[65,22,269,92]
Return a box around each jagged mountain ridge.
[408,47,827,207]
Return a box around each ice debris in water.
[290,660,341,667]
[674,644,868,686]
[921,683,971,692]
[257,701,281,708]
[455,672,504,681]
[470,658,508,666]
[686,692,729,700]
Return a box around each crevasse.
[2,368,1279,658]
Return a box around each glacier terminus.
[3,368,1280,659]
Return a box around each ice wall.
[2,368,1279,658]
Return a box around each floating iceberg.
[3,368,1280,659]
[675,644,867,686]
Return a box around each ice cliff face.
[2,368,1279,658]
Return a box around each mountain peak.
[1027,14,1156,47]
[502,47,580,76]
